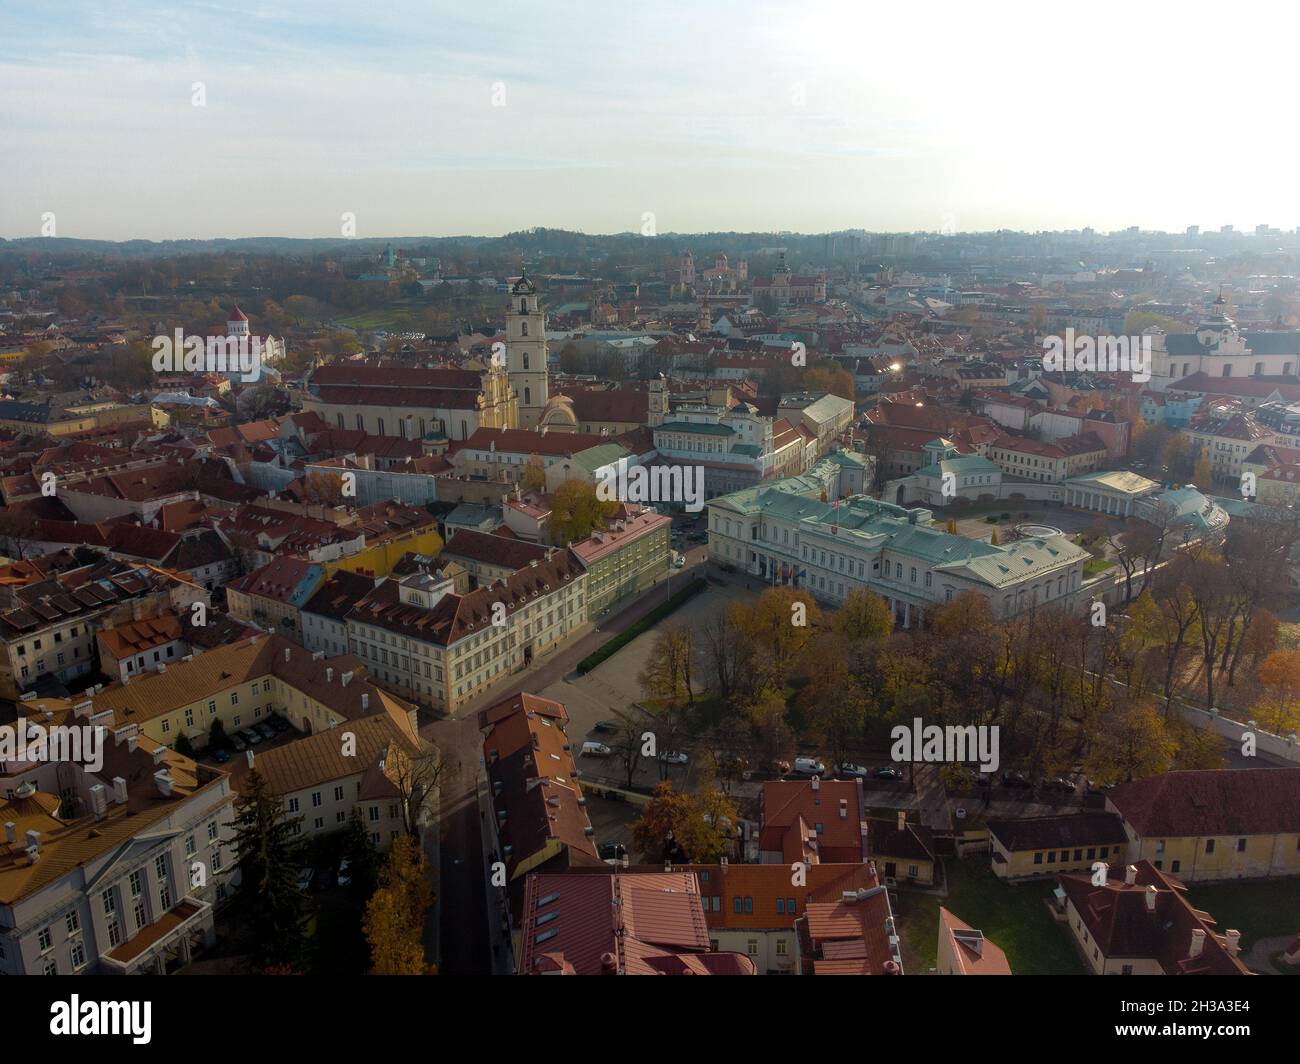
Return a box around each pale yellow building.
[1106,769,1300,881]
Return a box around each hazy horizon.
[3,0,1296,242]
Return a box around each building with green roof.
[708,457,1091,625]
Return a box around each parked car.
[1001,771,1032,789]
[792,757,826,776]
[336,859,351,888]
[658,751,689,766]
[592,720,620,733]
[599,842,627,861]
[242,729,263,746]
[673,552,686,569]
[835,763,869,780]
[269,714,290,733]
[256,721,277,741]
[873,766,904,780]
[581,741,611,758]
[229,734,247,752]
[210,746,231,764]
[1042,776,1076,794]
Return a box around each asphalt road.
[426,545,713,974]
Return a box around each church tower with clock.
[507,275,549,429]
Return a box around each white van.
[581,741,612,757]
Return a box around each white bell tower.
[227,305,250,338]
[507,275,549,428]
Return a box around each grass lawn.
[1275,621,1300,651]
[335,305,424,330]
[1185,878,1300,950]
[1083,556,1115,577]
[894,858,1085,975]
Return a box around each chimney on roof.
[1224,929,1241,955]
[361,692,369,711]
[284,646,291,663]
[73,699,93,719]
[89,784,108,820]
[154,770,173,798]
[1144,884,1158,911]
[3,822,16,845]
[342,671,353,687]
[600,952,618,975]
[1124,864,1137,886]
[897,810,906,833]
[326,667,334,683]
[1189,928,1206,958]
[25,830,40,854]
[811,775,819,791]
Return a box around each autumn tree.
[521,454,546,493]
[384,741,443,835]
[1083,700,1176,785]
[699,608,753,706]
[1191,449,1213,491]
[732,587,820,691]
[632,782,694,862]
[1136,560,1201,713]
[833,588,892,643]
[362,834,435,975]
[800,634,867,771]
[546,479,618,544]
[746,688,795,772]
[1184,545,1237,709]
[1252,650,1300,734]
[302,470,346,507]
[631,782,736,863]
[608,711,648,789]
[803,361,855,401]
[638,622,696,707]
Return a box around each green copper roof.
[655,421,735,436]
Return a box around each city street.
[425,542,726,974]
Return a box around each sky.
[2,0,1297,241]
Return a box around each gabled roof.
[987,813,1127,852]
[760,779,866,864]
[938,907,1012,975]
[1107,768,1300,837]
[518,872,755,975]
[1058,861,1249,975]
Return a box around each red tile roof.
[1107,768,1300,837]
[518,872,756,975]
[1058,861,1249,975]
[760,779,867,864]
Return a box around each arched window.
[524,387,531,406]
[460,419,468,439]
[523,353,529,370]
[520,298,528,313]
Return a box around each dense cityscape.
[2,0,1294,1045]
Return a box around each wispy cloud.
[1,0,1297,238]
